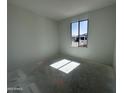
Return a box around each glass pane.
[71,22,78,47]
[79,20,88,47]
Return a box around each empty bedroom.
[7,0,116,93]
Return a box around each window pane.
[71,22,78,47]
[79,20,88,47]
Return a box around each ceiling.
[8,0,116,21]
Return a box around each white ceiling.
[8,0,116,21]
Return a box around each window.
[50,59,80,74]
[71,19,89,47]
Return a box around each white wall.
[59,4,116,66]
[7,4,59,71]
[8,4,116,71]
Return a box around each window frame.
[70,19,89,48]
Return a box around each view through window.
[71,19,88,47]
